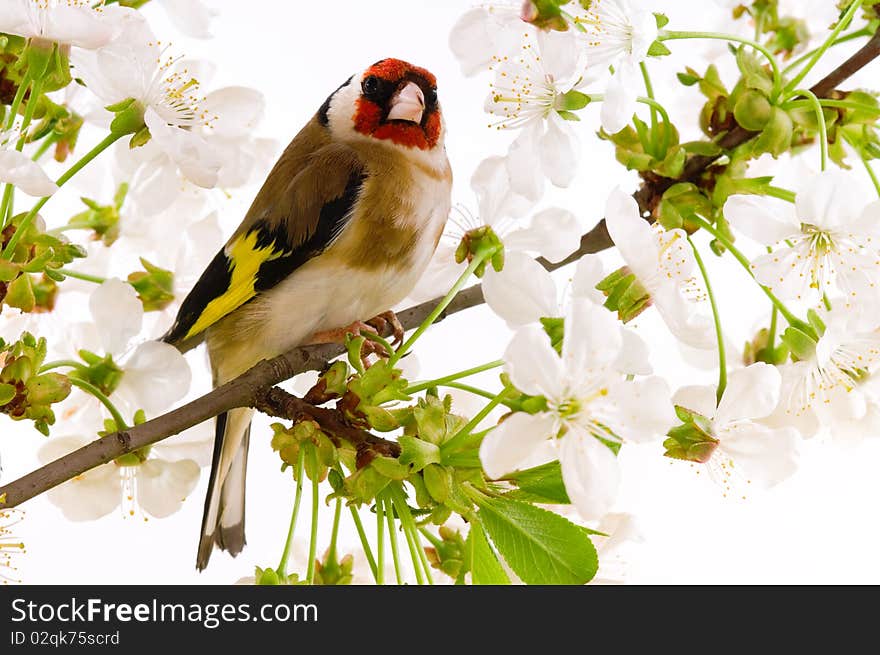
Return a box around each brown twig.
[252,386,401,465]
[1,28,879,509]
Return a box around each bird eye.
[425,87,438,107]
[362,76,380,97]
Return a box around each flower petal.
[606,376,676,443]
[719,423,800,489]
[600,61,639,134]
[479,412,558,479]
[603,187,657,281]
[136,458,200,518]
[144,108,222,188]
[0,149,57,197]
[715,362,782,425]
[504,325,565,398]
[449,7,522,76]
[471,155,534,225]
[724,194,799,245]
[202,86,265,138]
[483,252,558,327]
[796,170,865,231]
[505,120,545,202]
[541,113,580,188]
[571,254,606,305]
[560,426,621,520]
[90,279,143,354]
[117,341,192,416]
[159,0,217,38]
[504,207,581,262]
[39,435,121,521]
[672,384,717,420]
[615,327,652,376]
[652,282,717,350]
[563,299,622,372]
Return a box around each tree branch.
[2,28,879,509]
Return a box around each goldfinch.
[161,59,452,570]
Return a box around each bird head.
[319,58,445,155]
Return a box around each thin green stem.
[785,0,862,93]
[661,30,782,99]
[383,494,403,585]
[37,359,88,374]
[441,382,499,401]
[389,486,428,585]
[56,268,107,285]
[688,236,727,404]
[793,88,828,171]
[15,77,43,150]
[375,497,385,585]
[2,73,45,223]
[767,305,779,354]
[441,389,508,455]
[349,505,378,581]
[31,133,58,162]
[764,186,797,203]
[860,148,880,197]
[306,450,319,585]
[277,447,306,579]
[692,215,803,328]
[784,98,880,115]
[0,186,14,228]
[404,359,504,395]
[326,497,343,564]
[2,132,123,260]
[639,62,660,155]
[782,27,871,74]
[389,245,498,366]
[68,378,127,430]
[636,96,672,154]
[418,526,443,549]
[4,72,30,131]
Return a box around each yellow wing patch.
[183,231,282,340]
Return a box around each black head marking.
[318,75,353,126]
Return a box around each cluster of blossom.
[0,0,274,521]
[440,0,880,525]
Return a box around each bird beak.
[387,81,425,124]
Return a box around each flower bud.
[663,406,719,463]
[423,464,453,504]
[595,266,652,323]
[733,89,773,131]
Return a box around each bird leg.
[365,310,405,346]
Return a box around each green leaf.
[654,12,669,29]
[677,72,699,86]
[558,89,591,111]
[467,522,510,585]
[478,496,598,585]
[647,40,671,57]
[398,435,440,472]
[505,460,571,504]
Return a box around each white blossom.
[486,29,585,199]
[604,187,715,349]
[725,172,880,312]
[480,300,675,519]
[0,0,120,50]
[674,363,800,494]
[574,0,658,133]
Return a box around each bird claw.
[366,310,405,346]
[309,320,388,369]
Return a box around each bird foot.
[308,320,387,369]
[365,310,405,346]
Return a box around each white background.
[4,0,880,584]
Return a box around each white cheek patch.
[327,72,366,141]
